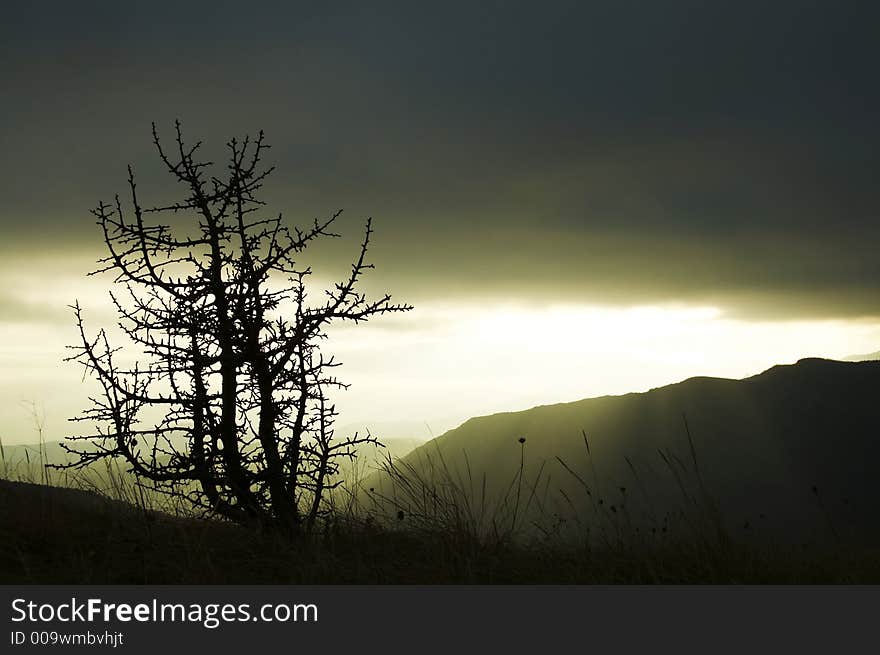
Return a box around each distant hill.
[370,359,880,543]
[842,350,880,362]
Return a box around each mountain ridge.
[375,357,880,543]
[440,357,850,434]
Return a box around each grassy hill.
[4,477,880,584]
[5,357,880,583]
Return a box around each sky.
[1,2,879,443]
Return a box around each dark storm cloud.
[1,1,878,319]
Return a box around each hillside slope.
[372,359,880,543]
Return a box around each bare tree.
[57,122,411,533]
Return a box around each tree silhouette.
[59,122,411,533]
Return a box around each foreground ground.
[3,480,880,584]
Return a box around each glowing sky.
[2,260,879,444]
[1,2,879,443]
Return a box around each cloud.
[0,291,70,324]
[1,1,878,320]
